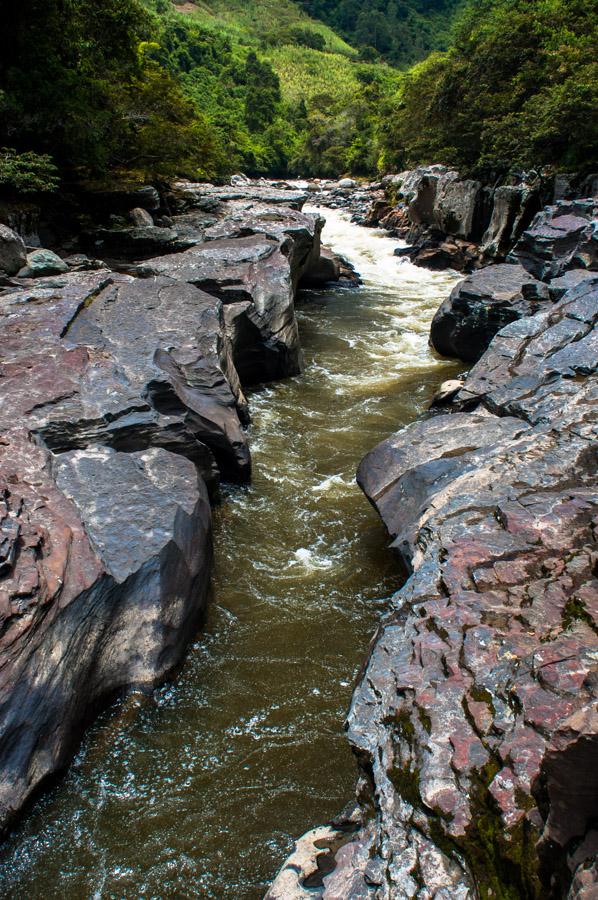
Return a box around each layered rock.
[508,199,598,280]
[430,200,597,363]
[139,203,325,384]
[0,184,332,833]
[360,168,597,273]
[269,277,598,898]
[430,263,548,362]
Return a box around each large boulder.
[430,262,548,361]
[141,204,325,385]
[272,277,598,899]
[434,174,483,239]
[4,272,249,483]
[389,167,488,242]
[0,224,26,275]
[508,198,598,280]
[0,438,212,833]
[299,246,341,286]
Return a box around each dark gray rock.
[0,441,211,832]
[430,263,548,361]
[273,277,598,899]
[85,224,203,259]
[62,276,250,482]
[141,205,325,385]
[170,180,309,212]
[481,184,541,260]
[299,246,341,286]
[547,268,598,301]
[508,199,598,280]
[0,225,27,275]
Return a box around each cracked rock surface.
[268,276,598,898]
[0,184,330,833]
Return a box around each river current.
[0,209,460,898]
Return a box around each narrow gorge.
[0,196,461,896]
[0,168,596,900]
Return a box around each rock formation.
[361,167,597,273]
[268,263,598,898]
[0,182,335,833]
[430,199,597,362]
[430,263,548,362]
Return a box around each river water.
[0,209,460,899]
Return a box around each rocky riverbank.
[267,185,598,898]
[0,181,349,834]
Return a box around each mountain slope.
[296,0,466,66]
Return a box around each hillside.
[145,0,401,177]
[0,0,596,193]
[296,0,466,66]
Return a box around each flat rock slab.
[171,181,309,211]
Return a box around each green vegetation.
[0,150,60,194]
[379,0,598,178]
[147,0,401,177]
[296,0,465,66]
[0,0,596,194]
[0,0,227,189]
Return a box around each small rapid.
[0,209,461,899]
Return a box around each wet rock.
[430,263,548,361]
[17,248,68,278]
[0,224,27,275]
[508,198,598,280]
[362,199,392,228]
[338,278,598,898]
[0,439,211,833]
[410,236,481,272]
[265,825,350,899]
[300,246,341,286]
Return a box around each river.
[0,208,460,899]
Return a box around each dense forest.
[0,0,596,194]
[296,0,465,65]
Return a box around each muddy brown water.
[0,209,460,899]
